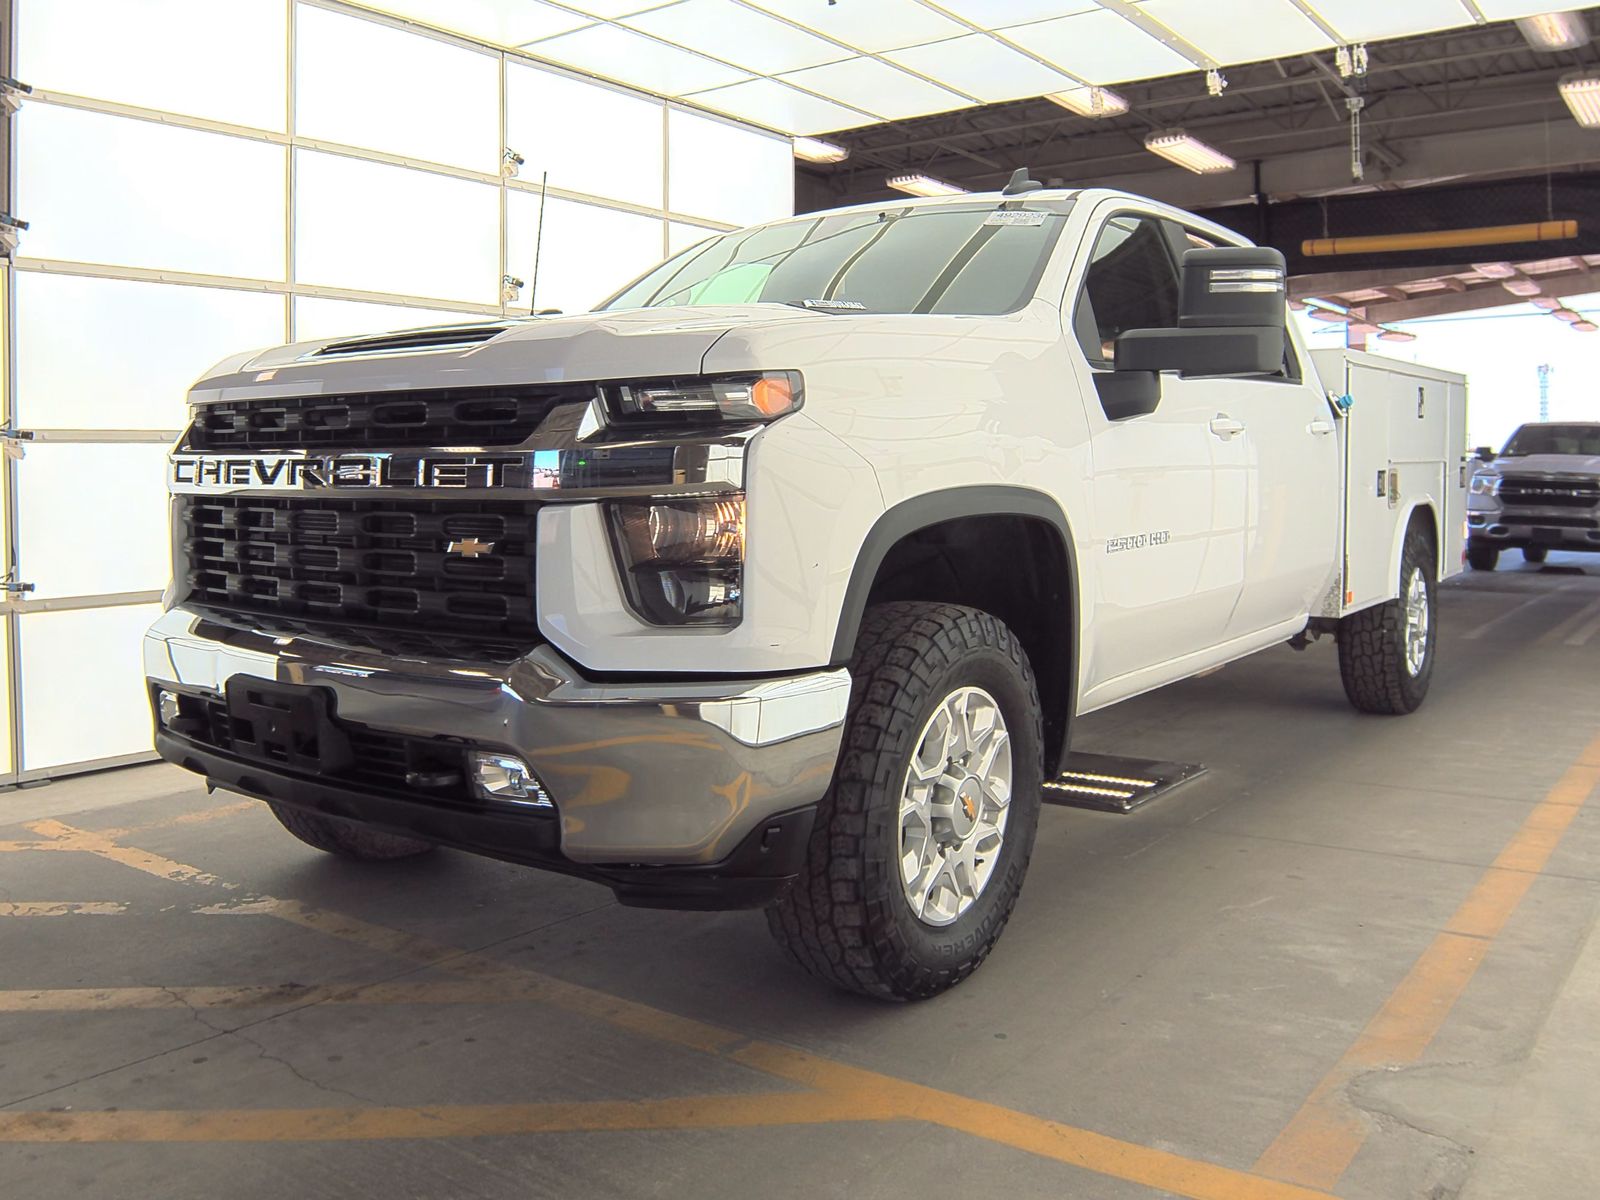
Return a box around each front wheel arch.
[830,488,1079,774]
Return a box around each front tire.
[1522,545,1549,564]
[766,602,1044,1001]
[1338,523,1437,714]
[267,803,437,861]
[1467,541,1499,571]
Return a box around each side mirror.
[1475,446,1496,462]
[1097,247,1288,421]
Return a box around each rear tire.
[267,803,436,861]
[1467,541,1499,571]
[766,602,1044,1001]
[1338,523,1437,715]
[1521,545,1549,564]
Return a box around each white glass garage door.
[1,0,794,782]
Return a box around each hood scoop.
[312,322,514,358]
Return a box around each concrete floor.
[3,552,1599,1200]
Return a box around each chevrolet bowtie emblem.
[446,538,496,558]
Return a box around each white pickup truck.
[145,177,1466,1000]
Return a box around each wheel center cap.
[952,777,982,838]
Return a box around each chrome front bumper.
[1467,510,1600,549]
[143,606,849,871]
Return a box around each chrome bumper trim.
[144,606,849,865]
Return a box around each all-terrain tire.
[1466,541,1499,571]
[1522,545,1549,564]
[1338,523,1437,715]
[765,602,1044,1001]
[267,803,437,861]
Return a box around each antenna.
[1538,362,1553,423]
[529,170,549,312]
[1001,167,1044,195]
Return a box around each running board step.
[1043,752,1206,814]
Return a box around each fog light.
[469,752,553,808]
[157,689,181,727]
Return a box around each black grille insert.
[165,687,474,802]
[181,496,540,645]
[188,386,592,450]
[1498,476,1600,509]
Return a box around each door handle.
[1208,415,1245,439]
[1308,419,1335,436]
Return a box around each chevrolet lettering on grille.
[169,453,519,492]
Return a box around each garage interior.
[3,3,1600,1199]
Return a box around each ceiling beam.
[1361,267,1600,322]
[1045,114,1595,210]
[1290,268,1474,298]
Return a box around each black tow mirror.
[1117,247,1288,378]
[1097,247,1289,420]
[1475,445,1496,463]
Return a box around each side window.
[1074,215,1181,366]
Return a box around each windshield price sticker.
[801,298,867,310]
[984,210,1048,227]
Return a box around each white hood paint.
[186,305,830,405]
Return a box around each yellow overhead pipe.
[1302,220,1578,257]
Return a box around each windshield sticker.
[984,210,1048,227]
[801,298,867,310]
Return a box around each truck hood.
[187,305,829,403]
[1485,454,1600,476]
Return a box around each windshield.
[1502,423,1600,457]
[601,199,1075,317]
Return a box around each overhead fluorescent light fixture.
[1532,296,1562,310]
[1309,307,1350,323]
[793,135,849,164]
[1553,307,1583,322]
[1144,130,1235,175]
[1377,328,1416,343]
[1559,72,1600,128]
[886,173,968,197]
[1045,86,1128,118]
[1518,12,1590,52]
[1472,261,1517,279]
[1502,277,1542,296]
[1574,320,1598,332]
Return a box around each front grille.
[1498,476,1600,509]
[172,690,473,802]
[188,385,592,450]
[181,496,540,645]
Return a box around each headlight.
[604,372,802,424]
[1469,472,1502,496]
[607,496,745,626]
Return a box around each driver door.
[1070,210,1247,693]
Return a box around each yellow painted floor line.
[0,979,566,1013]
[736,1044,1335,1200]
[12,818,1334,1200]
[0,1091,897,1143]
[1254,730,1600,1191]
[26,819,236,889]
[98,800,258,840]
[0,902,130,917]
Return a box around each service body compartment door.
[1313,349,1469,612]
